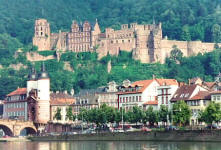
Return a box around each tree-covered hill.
[0,0,221,99]
[0,0,221,44]
[0,45,220,99]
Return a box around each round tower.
[35,62,50,124]
[33,19,51,51]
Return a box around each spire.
[41,62,46,72]
[38,62,49,79]
[152,16,155,25]
[28,67,37,80]
[96,18,98,23]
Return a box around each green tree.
[66,107,73,121]
[198,102,221,126]
[145,106,159,126]
[181,25,191,41]
[54,107,62,120]
[159,105,169,126]
[170,45,183,64]
[172,100,191,126]
[100,104,115,123]
[212,24,221,43]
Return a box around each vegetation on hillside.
[0,0,221,44]
[0,0,220,99]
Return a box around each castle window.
[129,33,131,36]
[128,40,130,43]
[111,40,113,44]
[41,27,43,31]
[122,40,124,43]
[41,32,43,36]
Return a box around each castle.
[33,19,221,63]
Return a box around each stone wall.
[26,52,55,62]
[30,130,221,142]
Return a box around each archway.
[20,127,37,136]
[0,125,13,137]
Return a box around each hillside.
[0,45,220,99]
[0,0,221,99]
[0,0,221,44]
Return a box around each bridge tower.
[35,63,50,131]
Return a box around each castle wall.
[26,52,55,62]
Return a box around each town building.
[210,91,221,103]
[97,81,118,108]
[72,89,99,115]
[50,92,75,123]
[3,88,27,120]
[157,79,179,109]
[171,84,209,125]
[33,19,221,63]
[117,78,178,111]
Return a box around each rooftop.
[7,88,27,96]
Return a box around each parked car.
[82,128,96,134]
[141,127,152,132]
[165,125,178,131]
[113,129,124,133]
[205,124,220,129]
[126,127,137,132]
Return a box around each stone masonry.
[33,18,221,63]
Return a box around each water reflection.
[0,141,221,150]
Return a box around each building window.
[139,96,141,102]
[129,97,131,102]
[136,96,138,102]
[166,96,168,104]
[123,97,125,103]
[126,97,128,102]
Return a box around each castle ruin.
[33,19,221,63]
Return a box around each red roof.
[203,82,216,89]
[7,88,27,96]
[131,79,154,92]
[189,91,211,100]
[50,93,75,105]
[143,101,158,105]
[156,79,178,86]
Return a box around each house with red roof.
[171,84,209,125]
[117,79,160,110]
[3,88,28,120]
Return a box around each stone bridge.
[0,119,37,136]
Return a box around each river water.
[0,141,220,150]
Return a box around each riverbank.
[0,137,30,142]
[29,130,221,142]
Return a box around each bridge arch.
[19,126,37,136]
[0,124,13,136]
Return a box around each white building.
[157,79,179,110]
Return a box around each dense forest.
[0,0,221,99]
[0,0,221,44]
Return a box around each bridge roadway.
[0,119,37,136]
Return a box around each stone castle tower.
[33,19,51,51]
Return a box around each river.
[0,141,220,150]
